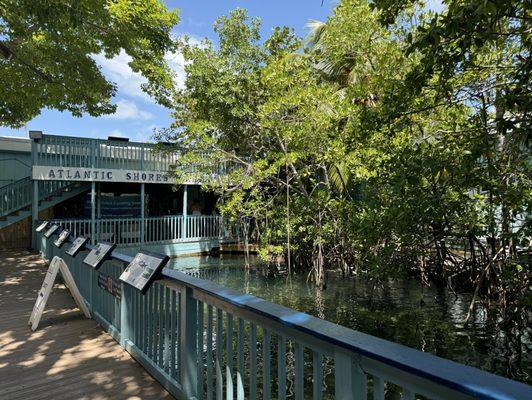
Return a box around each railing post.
[141,183,145,244]
[180,286,198,398]
[90,181,96,244]
[182,185,188,239]
[120,282,131,347]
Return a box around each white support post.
[182,185,188,239]
[91,181,96,243]
[141,183,145,244]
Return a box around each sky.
[1,0,444,142]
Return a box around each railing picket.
[278,335,287,400]
[263,329,271,400]
[295,343,304,400]
[197,301,205,399]
[249,323,257,400]
[216,308,223,400]
[207,305,214,400]
[353,363,368,400]
[402,389,415,400]
[372,376,384,400]
[158,284,164,367]
[164,286,171,373]
[226,313,234,400]
[170,289,178,380]
[236,318,244,400]
[312,351,323,400]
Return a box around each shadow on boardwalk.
[0,250,172,400]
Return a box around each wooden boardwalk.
[0,250,172,400]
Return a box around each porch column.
[30,132,40,249]
[31,180,38,248]
[96,183,101,241]
[91,181,96,243]
[141,183,145,244]
[182,185,188,239]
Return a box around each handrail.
[34,224,531,400]
[50,214,236,245]
[0,177,74,217]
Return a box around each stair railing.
[0,177,74,218]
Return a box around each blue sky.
[1,0,443,142]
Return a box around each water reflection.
[168,255,531,384]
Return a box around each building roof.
[0,136,31,153]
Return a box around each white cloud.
[93,36,201,101]
[93,50,150,101]
[103,99,153,121]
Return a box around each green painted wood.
[236,318,244,400]
[226,312,234,400]
[170,289,178,380]
[312,351,323,400]
[278,335,287,400]
[197,301,205,400]
[206,305,214,400]
[180,286,198,399]
[373,376,385,400]
[216,308,223,400]
[295,343,304,400]
[263,329,271,400]
[249,324,257,400]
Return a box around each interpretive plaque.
[36,221,49,232]
[97,272,122,298]
[43,224,59,238]
[120,251,169,294]
[54,229,70,248]
[66,236,89,257]
[83,242,116,269]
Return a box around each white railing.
[51,215,235,245]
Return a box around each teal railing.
[0,177,72,217]
[35,226,531,400]
[50,215,236,245]
[36,134,178,171]
[34,134,243,178]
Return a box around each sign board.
[120,251,169,294]
[36,221,49,232]
[28,256,91,331]
[54,229,70,248]
[33,166,177,185]
[83,242,116,269]
[97,272,122,298]
[66,236,89,257]
[44,224,60,238]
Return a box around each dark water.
[168,255,531,384]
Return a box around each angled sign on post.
[120,251,169,294]
[83,242,116,269]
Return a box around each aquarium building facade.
[0,131,236,254]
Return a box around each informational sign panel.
[83,242,116,269]
[54,229,70,248]
[120,251,169,294]
[28,256,91,331]
[66,236,89,257]
[44,224,60,238]
[97,272,122,298]
[36,221,49,232]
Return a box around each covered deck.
[0,250,171,400]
